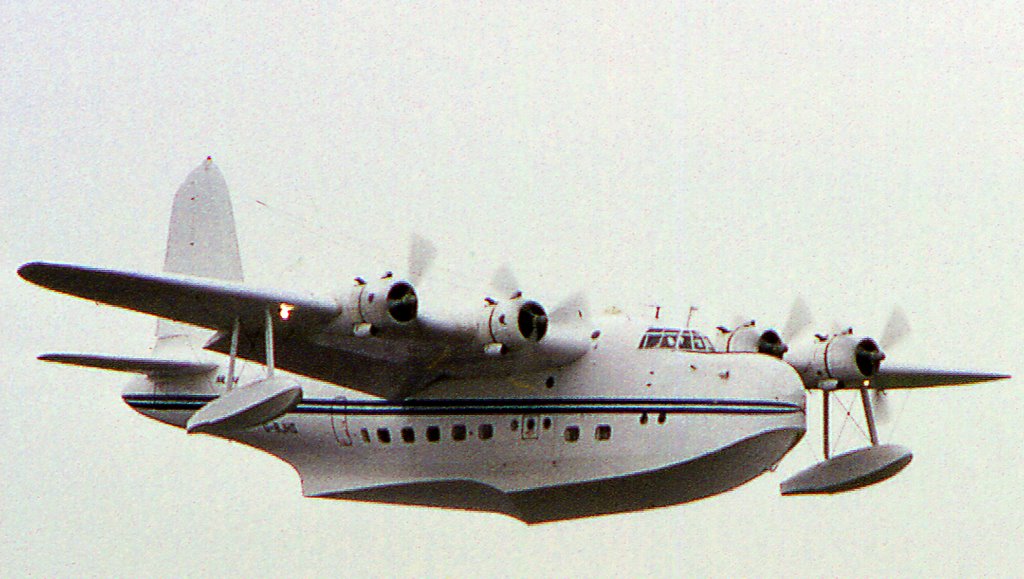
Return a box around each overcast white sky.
[3,2,1023,577]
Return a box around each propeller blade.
[551,291,589,323]
[782,297,813,339]
[871,307,912,421]
[829,319,853,336]
[881,306,911,351]
[731,315,756,330]
[408,234,437,284]
[871,389,891,423]
[491,264,520,299]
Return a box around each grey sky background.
[2,3,1022,576]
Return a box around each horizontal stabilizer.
[39,353,217,377]
[867,365,1011,390]
[186,376,302,434]
[18,262,338,332]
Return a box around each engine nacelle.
[329,274,419,336]
[716,323,788,358]
[481,297,549,354]
[786,333,885,388]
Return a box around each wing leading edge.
[19,261,593,399]
[18,261,339,332]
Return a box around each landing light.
[279,303,294,320]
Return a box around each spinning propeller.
[407,233,437,285]
[870,307,911,420]
[378,234,438,324]
[716,297,814,358]
[780,306,938,495]
[487,264,548,342]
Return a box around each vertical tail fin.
[164,157,243,281]
[156,158,244,346]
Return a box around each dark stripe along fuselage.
[123,394,801,417]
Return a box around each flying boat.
[19,159,1010,522]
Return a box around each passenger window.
[401,426,415,443]
[595,424,612,441]
[377,428,391,443]
[426,425,440,442]
[564,425,580,442]
[360,428,371,443]
[679,335,693,349]
[452,424,467,441]
[479,423,493,440]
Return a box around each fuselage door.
[331,396,353,446]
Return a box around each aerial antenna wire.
[240,192,487,295]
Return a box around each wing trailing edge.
[39,353,218,377]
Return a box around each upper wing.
[869,364,1011,390]
[20,262,591,399]
[18,261,339,332]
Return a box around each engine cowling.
[331,274,420,336]
[716,323,789,358]
[786,333,885,388]
[482,297,549,354]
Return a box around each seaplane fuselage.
[123,315,806,523]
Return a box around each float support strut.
[265,307,275,377]
[226,317,239,390]
[823,392,831,460]
[860,388,880,446]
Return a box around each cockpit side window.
[679,334,693,350]
[640,331,661,349]
[659,330,679,348]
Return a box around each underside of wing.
[39,353,217,377]
[20,262,594,399]
[868,364,1011,390]
[203,330,434,400]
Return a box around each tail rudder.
[156,158,243,349]
[163,157,243,281]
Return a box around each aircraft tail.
[155,158,244,350]
[163,157,244,282]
